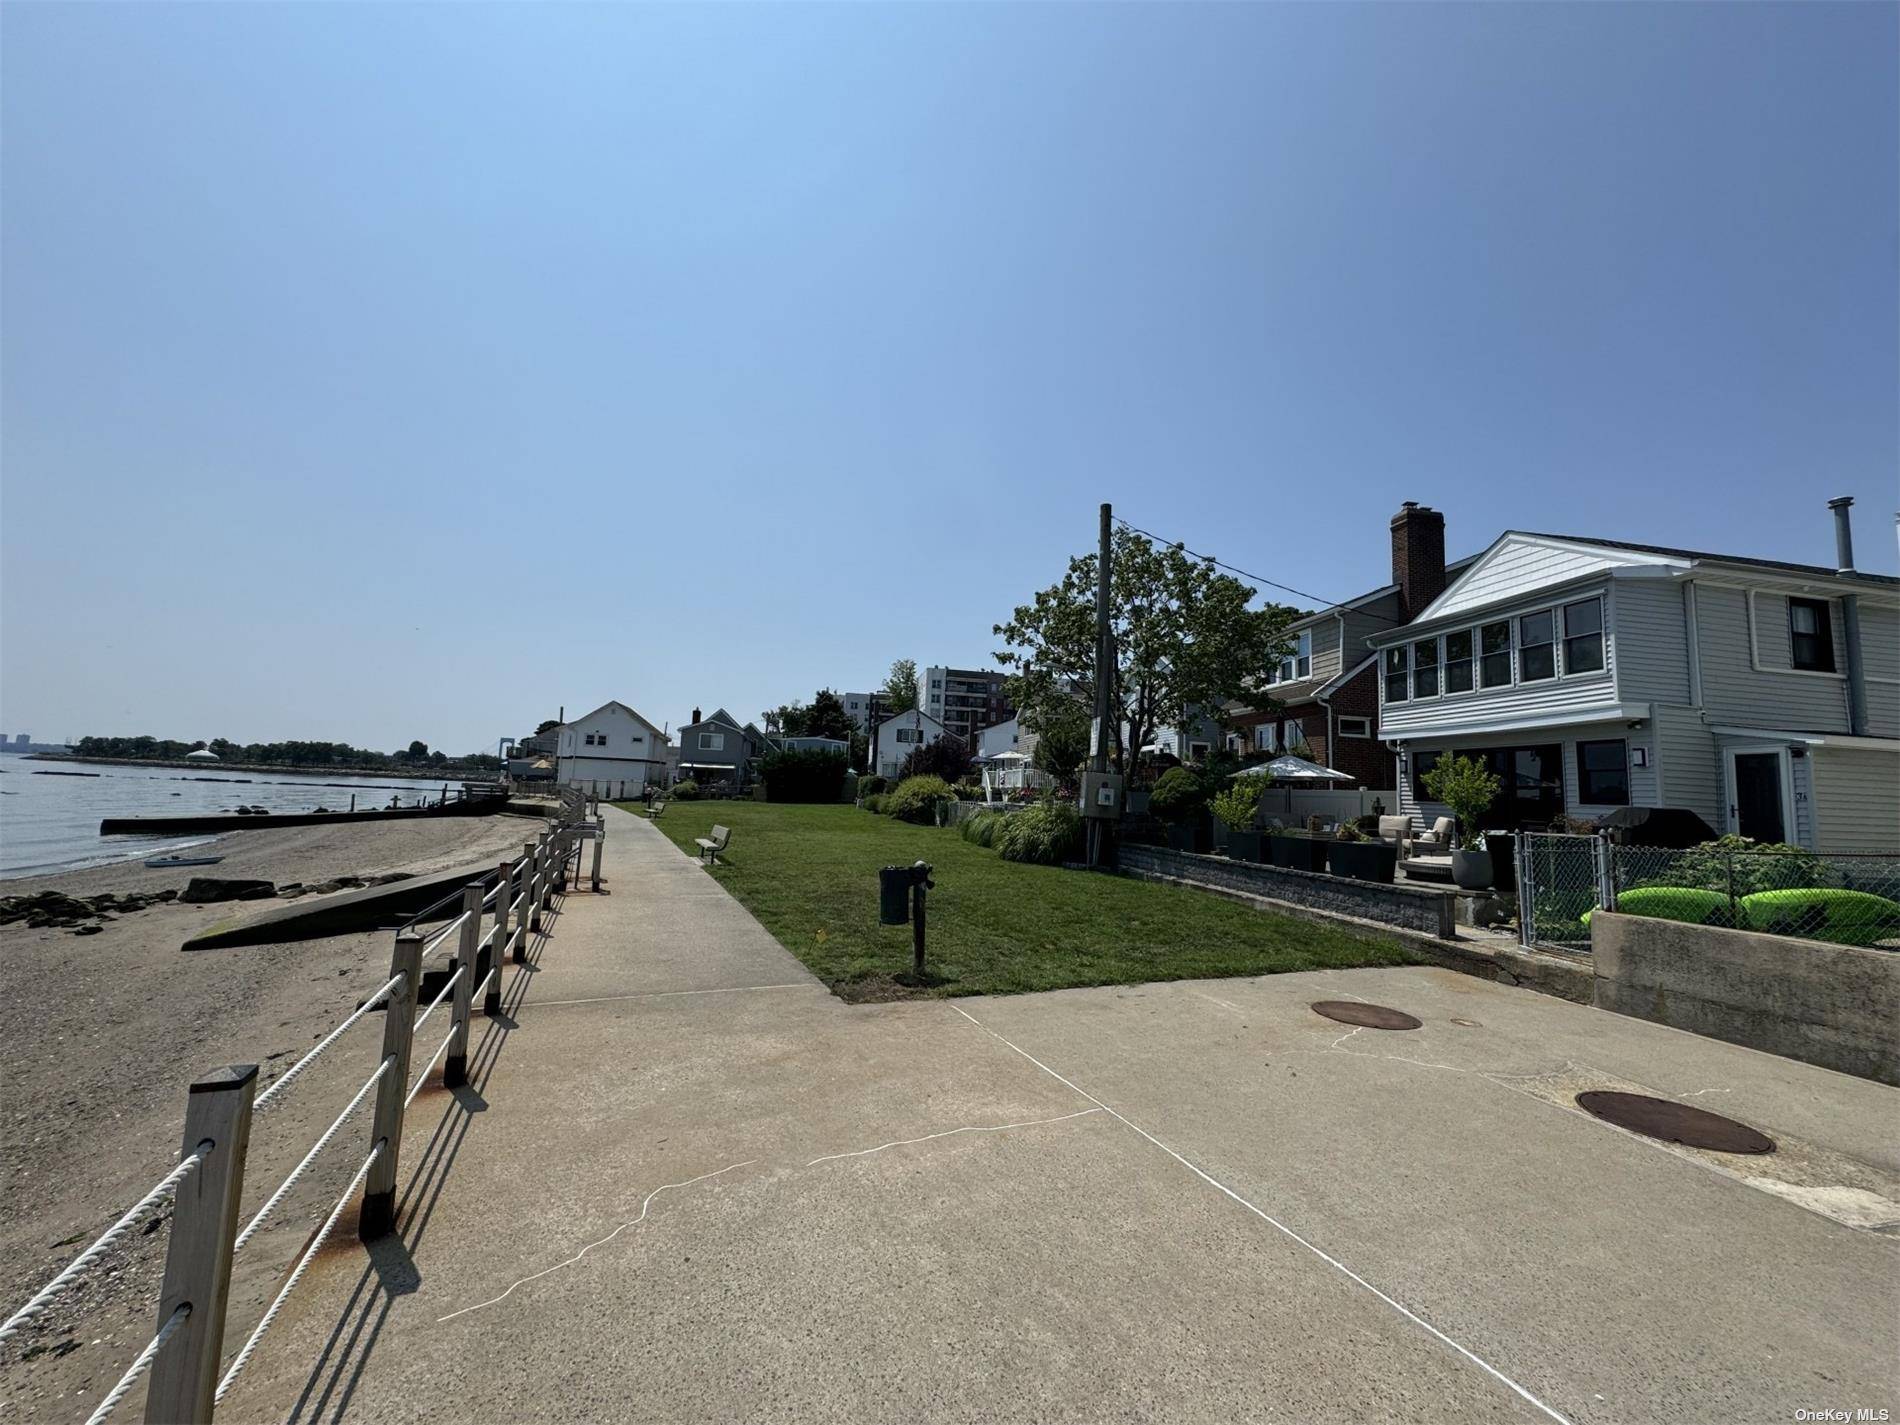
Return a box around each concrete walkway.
[218,806,1900,1424]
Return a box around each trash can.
[879,865,912,925]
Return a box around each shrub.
[759,748,849,804]
[1333,819,1367,843]
[861,793,887,814]
[1648,835,1823,897]
[859,775,887,797]
[960,810,1004,848]
[1740,888,1900,947]
[1149,767,1205,824]
[671,779,699,800]
[997,802,1083,865]
[953,779,985,801]
[886,775,956,825]
[1420,753,1501,850]
[1209,782,1260,832]
[898,736,973,785]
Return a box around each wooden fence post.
[361,933,422,1240]
[528,836,546,933]
[143,1065,256,1425]
[445,883,481,1088]
[487,859,511,1009]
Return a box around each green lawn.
[623,801,1415,1002]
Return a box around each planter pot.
[1327,839,1398,884]
[1223,829,1264,863]
[1452,847,1494,890]
[1483,833,1516,893]
[1270,834,1331,873]
[1165,822,1205,854]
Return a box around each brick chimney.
[691,706,701,725]
[1390,502,1447,622]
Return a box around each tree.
[804,689,856,743]
[882,659,918,714]
[534,719,561,736]
[403,740,430,763]
[994,528,1300,778]
[1030,710,1089,781]
[898,734,971,784]
[765,702,810,736]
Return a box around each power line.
[1112,516,1410,628]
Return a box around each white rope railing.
[405,1025,458,1108]
[83,1302,190,1425]
[0,1146,208,1349]
[471,967,496,1006]
[232,1058,393,1256]
[214,1143,382,1405]
[422,911,470,954]
[411,962,464,1039]
[253,973,404,1115]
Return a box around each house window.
[1519,611,1556,681]
[1411,750,1442,801]
[1412,638,1440,698]
[1577,738,1630,805]
[699,731,725,751]
[896,729,920,744]
[1274,630,1312,684]
[1254,723,1278,752]
[1226,733,1243,754]
[1189,741,1210,762]
[1562,599,1604,674]
[1788,598,1835,672]
[1338,716,1372,738]
[1479,621,1512,687]
[1384,646,1409,703]
[1444,629,1474,694]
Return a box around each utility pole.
[1088,502,1115,868]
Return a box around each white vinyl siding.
[1420,540,1668,623]
[1611,578,1692,702]
[1857,601,1900,738]
[1694,585,1851,732]
[1808,746,1900,854]
[1653,704,1721,826]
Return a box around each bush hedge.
[960,810,1005,848]
[760,748,849,804]
[997,802,1083,865]
[859,775,887,798]
[886,775,955,825]
[671,779,699,800]
[861,793,887,814]
[1149,767,1204,823]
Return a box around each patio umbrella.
[989,750,1029,762]
[1233,754,1352,782]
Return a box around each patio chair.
[1411,816,1456,855]
[1376,815,1413,849]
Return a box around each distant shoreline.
[14,752,494,783]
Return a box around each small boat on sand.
[145,854,225,868]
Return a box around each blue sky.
[3,2,1894,754]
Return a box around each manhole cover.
[1310,1001,1422,1031]
[1575,1091,1775,1155]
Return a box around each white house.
[975,715,1036,762]
[874,707,949,780]
[554,701,672,795]
[1368,500,1899,852]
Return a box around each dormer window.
[1273,630,1312,684]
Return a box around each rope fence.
[0,796,603,1423]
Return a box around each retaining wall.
[1591,911,1900,1086]
[1118,843,1456,939]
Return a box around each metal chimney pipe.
[1828,496,1856,572]
[1828,498,1867,736]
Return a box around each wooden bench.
[646,800,668,819]
[695,824,730,864]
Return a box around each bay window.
[1412,638,1440,697]
[1444,629,1474,693]
[1479,621,1511,687]
[1384,646,1409,703]
[1562,598,1604,674]
[1519,611,1556,681]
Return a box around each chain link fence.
[1517,834,1900,953]
[1610,844,1900,949]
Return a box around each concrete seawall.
[101,799,507,836]
[1591,911,1900,1085]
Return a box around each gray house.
[675,707,766,789]
[1370,499,1898,853]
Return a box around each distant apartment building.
[842,693,876,731]
[922,666,1012,747]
